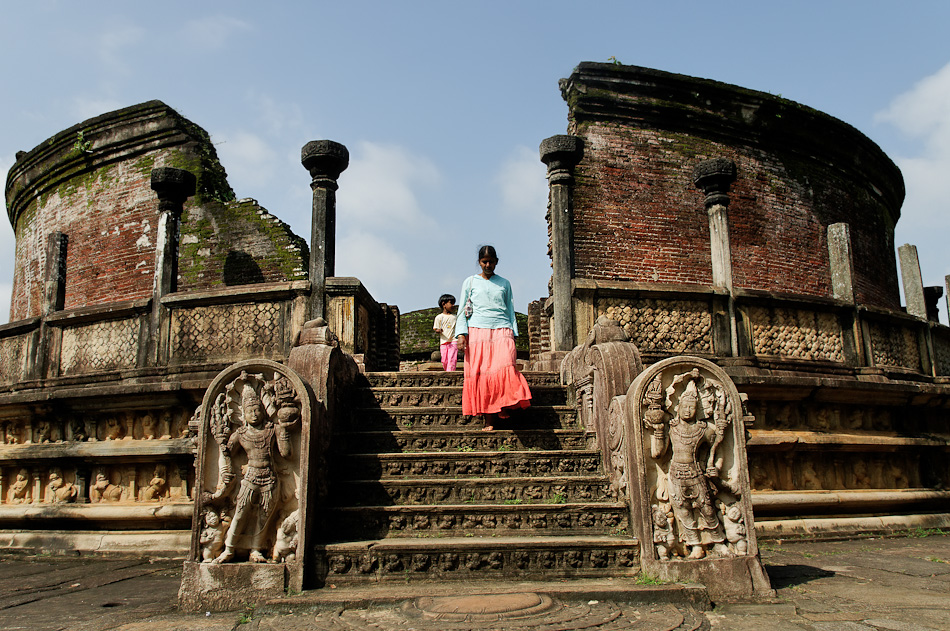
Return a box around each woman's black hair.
[438,294,456,308]
[477,244,498,260]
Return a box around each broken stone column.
[924,286,943,323]
[827,223,861,366]
[148,168,197,365]
[540,135,583,353]
[301,140,349,321]
[898,244,927,319]
[693,159,738,356]
[827,223,855,303]
[32,232,68,379]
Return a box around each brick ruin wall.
[563,63,903,311]
[6,100,308,322]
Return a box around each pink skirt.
[462,327,532,416]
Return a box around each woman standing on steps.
[455,245,532,431]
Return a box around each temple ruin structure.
[1,63,947,604]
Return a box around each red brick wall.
[11,158,162,319]
[563,63,903,310]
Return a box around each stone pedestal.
[179,561,289,612]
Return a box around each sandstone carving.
[196,366,303,564]
[271,508,300,562]
[199,508,227,563]
[8,468,32,504]
[90,469,124,502]
[141,465,168,501]
[46,468,78,503]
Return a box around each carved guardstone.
[179,359,313,611]
[625,356,771,599]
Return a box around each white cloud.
[876,61,950,323]
[181,15,252,50]
[338,141,440,231]
[97,22,146,73]
[496,145,547,219]
[336,229,411,293]
[876,61,950,224]
[248,92,304,137]
[213,130,279,191]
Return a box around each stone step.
[344,405,577,431]
[318,535,641,583]
[334,449,604,480]
[353,385,567,408]
[329,475,613,506]
[325,502,630,540]
[361,371,562,389]
[333,429,594,454]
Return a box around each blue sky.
[1,1,948,324]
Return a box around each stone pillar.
[693,158,738,356]
[827,223,855,302]
[148,168,197,364]
[301,140,349,321]
[540,135,583,352]
[898,244,927,319]
[33,232,69,379]
[827,223,862,366]
[946,275,950,324]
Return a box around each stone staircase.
[317,370,641,584]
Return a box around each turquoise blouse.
[455,274,518,336]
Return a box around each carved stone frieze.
[599,299,712,354]
[747,306,844,362]
[336,430,591,453]
[60,317,140,375]
[171,302,284,362]
[322,543,640,580]
[0,334,28,385]
[868,320,921,370]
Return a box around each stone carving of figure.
[46,468,78,503]
[34,420,52,444]
[89,470,123,503]
[71,418,89,442]
[644,371,730,559]
[212,375,300,563]
[103,416,124,441]
[7,469,32,504]
[271,508,300,562]
[141,465,167,501]
[199,509,227,563]
[652,504,675,560]
[721,502,748,555]
[852,460,872,489]
[4,422,21,445]
[141,414,158,440]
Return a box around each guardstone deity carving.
[193,363,306,565]
[627,357,759,563]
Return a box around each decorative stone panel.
[60,317,140,375]
[0,334,28,385]
[171,302,284,362]
[868,320,921,370]
[747,306,844,362]
[934,328,950,376]
[599,298,711,354]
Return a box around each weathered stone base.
[178,561,289,612]
[647,555,774,601]
[0,529,190,556]
[758,512,950,540]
